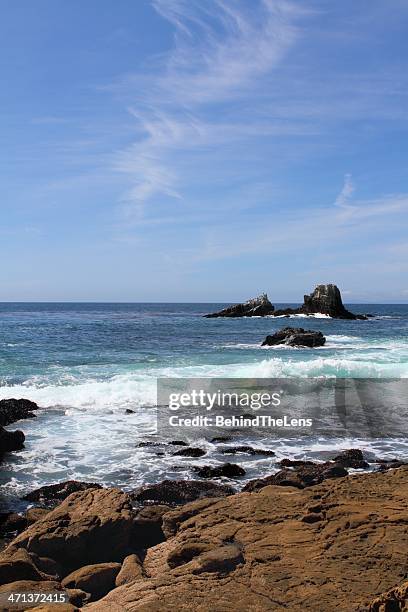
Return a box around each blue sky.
[1,0,408,302]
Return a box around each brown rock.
[0,547,49,585]
[61,562,121,601]
[132,505,169,549]
[23,481,102,507]
[9,488,134,573]
[0,580,63,611]
[25,508,51,525]
[85,468,408,611]
[115,554,143,587]
[367,579,408,611]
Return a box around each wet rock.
[375,459,408,471]
[10,488,135,574]
[168,440,188,446]
[173,447,206,457]
[262,327,326,348]
[205,293,274,318]
[210,436,232,443]
[132,479,235,506]
[61,562,121,602]
[0,426,25,456]
[332,449,369,469]
[125,409,135,414]
[279,459,316,467]
[22,481,102,507]
[193,463,246,479]
[0,399,39,427]
[220,445,275,457]
[115,554,143,587]
[136,441,161,448]
[243,462,348,492]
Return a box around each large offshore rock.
[272,284,368,319]
[204,293,274,318]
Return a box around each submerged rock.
[193,463,246,479]
[204,293,274,318]
[220,446,275,457]
[261,327,326,348]
[132,479,235,505]
[173,447,206,457]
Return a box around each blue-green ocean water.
[0,303,407,507]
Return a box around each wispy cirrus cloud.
[113,0,308,217]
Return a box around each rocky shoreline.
[0,398,407,610]
[0,462,407,610]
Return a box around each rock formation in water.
[204,293,274,318]
[205,285,367,319]
[261,327,326,347]
[273,284,367,319]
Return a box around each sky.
[1,0,408,302]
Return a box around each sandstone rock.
[220,445,275,456]
[25,508,51,525]
[367,579,408,611]
[132,505,169,549]
[193,463,246,479]
[132,479,235,506]
[172,447,206,457]
[0,426,25,456]
[61,563,121,601]
[115,554,143,587]
[262,327,326,348]
[29,606,78,612]
[0,580,63,611]
[84,468,408,612]
[23,481,102,507]
[0,547,48,584]
[332,448,369,469]
[0,399,39,427]
[10,488,134,573]
[205,294,274,318]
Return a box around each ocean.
[1,302,407,510]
